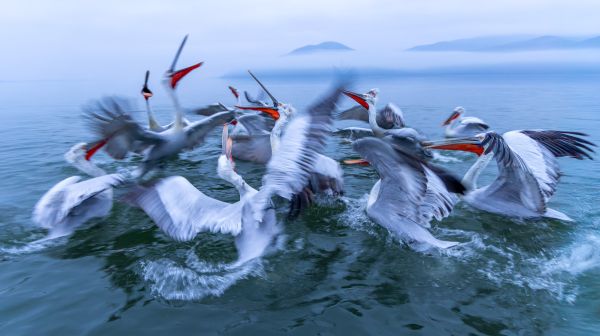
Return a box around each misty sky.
[3,0,600,81]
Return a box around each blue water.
[1,75,599,335]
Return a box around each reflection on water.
[1,75,599,335]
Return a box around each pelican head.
[141,70,153,101]
[442,106,465,126]
[235,70,286,120]
[343,88,379,109]
[163,34,203,89]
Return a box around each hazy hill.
[408,35,600,52]
[286,41,353,55]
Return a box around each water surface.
[1,75,599,335]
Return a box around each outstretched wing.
[125,176,242,241]
[336,105,369,122]
[83,96,164,159]
[354,137,427,222]
[353,137,460,248]
[33,174,122,228]
[521,130,595,160]
[479,131,548,213]
[251,84,346,220]
[184,111,235,148]
[189,104,228,116]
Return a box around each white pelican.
[33,143,124,238]
[234,71,344,200]
[84,96,234,177]
[442,106,490,138]
[141,70,166,132]
[340,89,432,165]
[125,84,346,263]
[425,130,595,220]
[352,136,466,249]
[336,88,405,139]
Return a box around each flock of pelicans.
[33,36,596,264]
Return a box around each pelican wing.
[189,104,228,116]
[354,137,462,226]
[459,116,489,132]
[491,130,595,208]
[336,105,369,122]
[84,97,165,159]
[184,111,235,148]
[479,131,548,213]
[418,167,458,226]
[33,174,122,228]
[353,137,426,222]
[521,130,595,160]
[244,90,268,106]
[125,176,242,241]
[353,137,460,247]
[376,103,405,129]
[251,85,345,220]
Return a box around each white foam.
[432,152,462,163]
[141,249,265,301]
[544,234,600,276]
[0,235,67,255]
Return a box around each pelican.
[352,136,466,249]
[125,84,346,264]
[84,96,234,178]
[33,143,124,238]
[341,89,431,165]
[234,71,344,200]
[425,130,595,220]
[83,35,203,162]
[336,88,405,139]
[442,106,490,138]
[141,70,165,132]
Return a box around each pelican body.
[426,130,595,220]
[442,106,490,138]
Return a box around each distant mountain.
[408,35,600,52]
[407,36,531,51]
[485,36,576,51]
[286,41,353,55]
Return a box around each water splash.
[141,249,265,301]
[0,234,67,255]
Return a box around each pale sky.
[2,0,600,80]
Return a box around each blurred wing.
[252,85,345,220]
[353,137,426,222]
[336,105,369,122]
[184,111,235,148]
[125,176,241,241]
[33,174,122,228]
[189,104,228,116]
[418,167,458,226]
[520,130,595,160]
[376,103,405,129]
[84,97,164,159]
[459,116,489,133]
[479,132,547,213]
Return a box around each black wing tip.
[522,130,596,160]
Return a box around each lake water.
[1,74,599,335]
